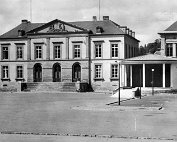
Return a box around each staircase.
[21,82,77,92]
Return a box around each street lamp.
[118,62,120,105]
[139,68,141,99]
[152,69,154,96]
[115,61,121,106]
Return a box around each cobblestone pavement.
[0,91,176,142]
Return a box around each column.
[66,37,69,59]
[27,39,31,60]
[173,43,176,57]
[124,65,127,87]
[130,65,132,87]
[46,38,50,60]
[163,64,165,88]
[86,36,89,58]
[120,64,122,87]
[143,64,145,87]
[161,37,166,56]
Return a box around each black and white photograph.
[0,0,177,141]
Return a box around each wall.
[90,36,126,91]
[171,64,177,89]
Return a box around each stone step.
[21,82,77,92]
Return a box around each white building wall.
[0,40,27,61]
[69,36,87,59]
[50,38,66,59]
[31,38,47,60]
[91,36,125,59]
[171,64,177,89]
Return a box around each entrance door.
[72,63,81,82]
[145,64,163,87]
[132,65,143,88]
[53,63,61,82]
[33,63,42,82]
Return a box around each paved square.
[0,91,176,142]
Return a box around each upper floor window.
[111,43,119,58]
[2,47,8,60]
[16,45,23,59]
[95,43,102,58]
[166,43,173,56]
[74,44,81,58]
[35,45,42,59]
[54,44,61,59]
[111,64,118,78]
[17,66,23,79]
[2,66,9,79]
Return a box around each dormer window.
[18,30,25,37]
[96,26,104,34]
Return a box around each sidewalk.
[0,134,176,142]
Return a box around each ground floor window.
[111,64,118,78]
[2,66,9,79]
[17,66,23,78]
[95,64,102,79]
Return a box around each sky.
[0,0,177,46]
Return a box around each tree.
[146,39,161,54]
[139,45,146,55]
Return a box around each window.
[2,47,8,60]
[2,66,9,79]
[35,45,42,59]
[54,44,61,59]
[111,43,118,57]
[16,46,23,59]
[95,65,102,78]
[74,44,80,58]
[166,43,173,56]
[111,64,118,78]
[17,66,23,78]
[95,43,102,58]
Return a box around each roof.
[159,21,177,34]
[165,21,177,31]
[0,22,44,39]
[70,20,125,35]
[0,19,138,40]
[121,54,177,64]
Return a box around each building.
[121,20,177,89]
[0,17,139,92]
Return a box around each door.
[132,65,143,88]
[72,63,81,82]
[53,63,61,82]
[33,63,42,82]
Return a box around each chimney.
[93,16,97,21]
[103,16,109,21]
[129,30,132,36]
[120,26,127,33]
[132,31,135,37]
[126,28,129,34]
[21,19,28,24]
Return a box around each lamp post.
[152,69,154,96]
[140,68,141,99]
[118,62,120,105]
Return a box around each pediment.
[28,19,89,34]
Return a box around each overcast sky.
[0,0,177,45]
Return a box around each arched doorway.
[33,63,42,82]
[53,63,61,82]
[72,63,81,82]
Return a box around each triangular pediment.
[27,19,89,34]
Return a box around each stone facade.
[0,18,139,92]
